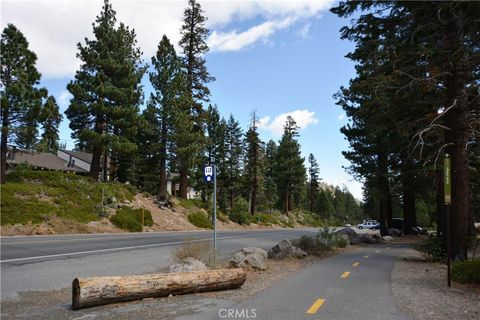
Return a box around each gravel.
[392,249,480,320]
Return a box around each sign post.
[204,165,216,266]
[444,154,451,287]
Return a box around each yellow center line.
[352,262,360,267]
[306,298,325,314]
[364,255,370,258]
[341,271,351,278]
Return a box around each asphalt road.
[178,243,411,320]
[0,228,318,299]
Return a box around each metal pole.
[446,204,451,287]
[213,164,217,266]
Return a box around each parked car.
[391,218,424,234]
[357,220,380,230]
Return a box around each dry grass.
[170,240,215,266]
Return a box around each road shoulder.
[391,249,480,320]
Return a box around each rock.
[291,246,308,258]
[230,247,268,270]
[359,233,375,244]
[388,228,402,237]
[372,234,386,243]
[268,239,308,259]
[335,227,359,245]
[382,235,393,242]
[169,257,208,273]
[338,233,351,246]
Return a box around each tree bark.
[157,113,168,201]
[436,168,446,245]
[179,168,188,199]
[377,152,390,236]
[90,145,102,181]
[72,269,246,310]
[402,187,417,234]
[442,7,471,259]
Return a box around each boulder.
[338,233,351,246]
[291,246,308,258]
[359,233,375,244]
[230,247,268,270]
[335,227,359,245]
[169,257,208,273]
[388,228,402,237]
[382,235,393,242]
[268,239,308,259]
[371,234,386,243]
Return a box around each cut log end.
[72,269,246,310]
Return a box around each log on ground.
[72,268,246,310]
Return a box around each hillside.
[0,169,328,235]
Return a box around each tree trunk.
[284,185,289,214]
[157,116,168,201]
[436,168,446,245]
[90,145,102,181]
[72,269,246,310]
[441,4,472,260]
[402,187,416,234]
[157,157,167,201]
[179,168,188,199]
[102,149,108,181]
[1,107,9,184]
[377,152,389,236]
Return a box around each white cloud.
[338,113,345,121]
[258,109,319,136]
[57,90,72,112]
[296,22,311,40]
[1,0,334,77]
[208,17,294,52]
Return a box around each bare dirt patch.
[392,249,480,320]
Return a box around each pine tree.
[149,35,182,201]
[136,102,161,193]
[1,24,46,183]
[244,112,264,214]
[307,153,321,213]
[66,0,145,181]
[177,0,214,198]
[37,96,62,153]
[264,140,278,213]
[224,114,243,212]
[274,116,306,213]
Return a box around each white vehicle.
[357,220,380,230]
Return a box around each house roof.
[7,149,87,173]
[59,149,93,164]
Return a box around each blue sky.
[1,0,362,198]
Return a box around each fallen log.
[72,268,246,310]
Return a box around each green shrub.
[415,236,446,262]
[452,260,480,284]
[188,211,211,229]
[228,198,250,225]
[303,214,324,227]
[178,198,196,210]
[110,207,153,232]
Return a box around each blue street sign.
[204,166,213,182]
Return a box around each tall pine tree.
[177,0,214,198]
[274,116,306,213]
[66,0,145,181]
[1,24,46,183]
[37,96,62,153]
